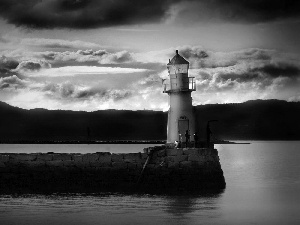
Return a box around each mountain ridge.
[1,99,300,141]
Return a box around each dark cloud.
[92,50,108,56]
[39,49,133,65]
[0,0,299,29]
[15,60,51,72]
[218,72,261,83]
[251,63,300,78]
[42,83,59,93]
[238,48,272,61]
[21,38,102,50]
[192,47,300,94]
[175,46,211,68]
[179,47,209,60]
[215,0,300,23]
[102,50,133,64]
[42,81,132,102]
[59,0,92,11]
[0,56,19,70]
[0,0,179,29]
[0,68,14,78]
[211,62,300,85]
[197,62,300,93]
[43,82,77,98]
[176,47,278,69]
[75,89,100,98]
[0,56,19,78]
[0,83,9,89]
[1,56,53,80]
[0,75,27,89]
[78,49,107,56]
[60,82,75,97]
[111,90,132,101]
[75,88,132,101]
[41,52,56,61]
[177,0,300,24]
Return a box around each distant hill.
[195,99,300,141]
[0,99,300,142]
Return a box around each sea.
[0,141,299,225]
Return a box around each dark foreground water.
[1,141,300,225]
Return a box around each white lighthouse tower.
[163,50,196,144]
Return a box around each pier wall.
[0,147,225,194]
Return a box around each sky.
[0,0,300,111]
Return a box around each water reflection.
[165,196,198,216]
[163,191,224,225]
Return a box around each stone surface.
[166,149,182,156]
[156,150,166,157]
[29,161,46,166]
[188,154,204,162]
[82,154,99,162]
[10,154,37,161]
[174,154,188,163]
[112,154,123,162]
[167,162,180,168]
[0,147,226,194]
[46,160,64,167]
[72,155,83,162]
[124,153,141,163]
[166,156,175,162]
[127,163,137,170]
[112,162,127,169]
[63,160,76,167]
[0,155,9,162]
[183,148,202,155]
[99,154,112,163]
[53,154,72,161]
[179,161,193,168]
[37,154,53,161]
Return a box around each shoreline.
[2,139,300,145]
[0,140,166,144]
[0,140,250,144]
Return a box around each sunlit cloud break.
[24,66,150,77]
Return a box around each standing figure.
[178,134,182,148]
[185,130,190,148]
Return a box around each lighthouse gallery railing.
[163,77,196,93]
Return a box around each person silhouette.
[185,130,190,148]
[178,134,182,148]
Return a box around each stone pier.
[0,147,226,194]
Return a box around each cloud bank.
[1,44,300,111]
[40,49,133,65]
[0,0,299,29]
[0,0,177,29]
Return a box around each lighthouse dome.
[167,50,189,65]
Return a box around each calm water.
[1,141,300,225]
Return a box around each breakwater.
[0,147,225,194]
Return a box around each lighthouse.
[163,50,196,145]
